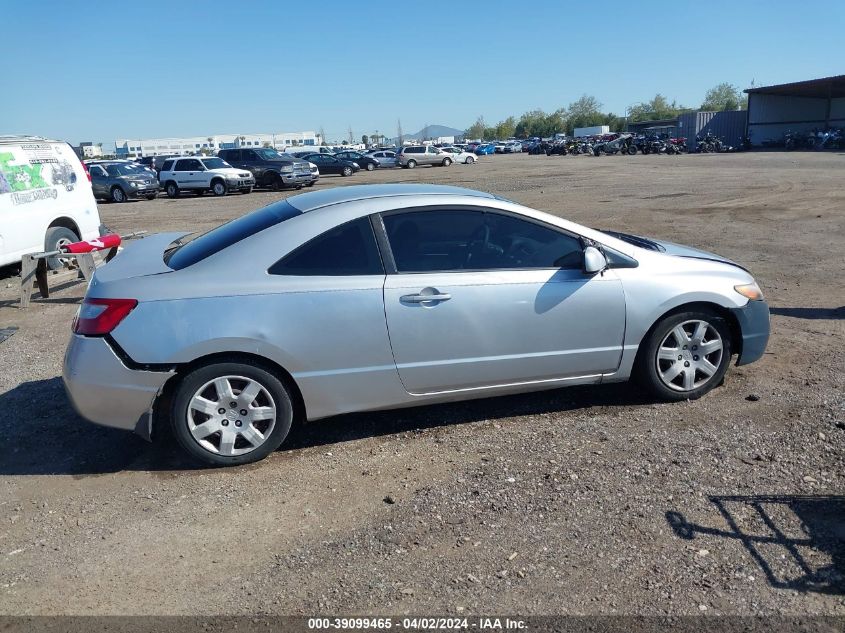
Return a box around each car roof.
[285,184,496,212]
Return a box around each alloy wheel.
[656,320,723,392]
[186,375,277,457]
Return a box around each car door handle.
[400,292,451,303]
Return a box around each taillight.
[72,298,138,336]
[82,162,92,183]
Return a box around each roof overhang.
[745,75,845,99]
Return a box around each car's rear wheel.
[406,159,416,169]
[111,186,127,203]
[211,180,227,196]
[166,182,179,198]
[637,310,732,401]
[170,362,294,466]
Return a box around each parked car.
[286,146,335,158]
[297,153,359,176]
[397,145,453,168]
[508,142,523,153]
[63,183,770,466]
[305,160,319,186]
[333,150,380,171]
[440,147,477,164]
[88,161,160,203]
[218,148,314,190]
[0,135,103,269]
[158,156,255,198]
[138,155,179,176]
[368,150,397,168]
[474,144,496,155]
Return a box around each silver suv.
[397,145,453,168]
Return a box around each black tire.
[341,166,353,177]
[365,162,375,171]
[270,173,284,191]
[636,309,733,402]
[211,179,227,196]
[442,158,452,166]
[111,186,127,203]
[406,159,417,169]
[44,226,79,270]
[145,194,157,200]
[170,361,294,467]
[627,145,637,155]
[165,182,179,198]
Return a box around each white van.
[0,136,102,268]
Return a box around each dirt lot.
[0,152,843,616]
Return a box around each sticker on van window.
[0,149,77,203]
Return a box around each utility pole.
[397,119,403,147]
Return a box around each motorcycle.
[592,133,636,156]
[696,133,723,153]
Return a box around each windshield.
[200,157,230,169]
[255,148,282,160]
[107,164,149,177]
[166,200,302,270]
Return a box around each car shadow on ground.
[770,306,844,320]
[1,376,648,476]
[666,495,845,595]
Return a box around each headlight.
[281,165,294,173]
[734,282,764,301]
[129,181,138,188]
[352,162,360,168]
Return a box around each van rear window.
[166,200,301,270]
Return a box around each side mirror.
[583,246,607,275]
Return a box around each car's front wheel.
[341,166,353,176]
[365,162,375,171]
[111,186,127,203]
[211,180,227,196]
[165,182,179,198]
[170,362,294,466]
[637,310,732,401]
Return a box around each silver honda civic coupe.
[63,184,770,466]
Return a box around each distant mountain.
[391,124,464,143]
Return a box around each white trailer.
[574,125,610,137]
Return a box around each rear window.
[166,200,302,270]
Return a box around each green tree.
[465,115,486,140]
[565,95,605,133]
[701,82,745,111]
[494,116,517,139]
[361,134,369,145]
[628,94,690,122]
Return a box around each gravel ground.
[0,151,842,616]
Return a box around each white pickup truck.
[158,156,255,198]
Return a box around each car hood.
[598,230,744,270]
[650,238,743,269]
[208,167,252,176]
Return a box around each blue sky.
[4,0,843,148]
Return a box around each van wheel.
[170,361,294,466]
[111,186,127,203]
[44,226,79,271]
[166,182,179,198]
[406,159,417,169]
[212,180,227,196]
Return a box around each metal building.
[627,111,747,150]
[745,75,845,147]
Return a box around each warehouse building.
[745,74,845,146]
[115,131,321,159]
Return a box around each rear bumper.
[730,300,770,366]
[63,334,174,439]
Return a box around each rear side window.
[161,160,174,171]
[269,217,383,276]
[167,200,302,270]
